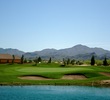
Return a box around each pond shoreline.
[0,81,110,87]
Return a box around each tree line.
[90,55,108,66]
[11,54,109,66]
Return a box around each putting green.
[17,67,94,73]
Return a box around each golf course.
[0,63,110,87]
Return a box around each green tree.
[67,58,70,65]
[63,58,67,66]
[103,57,108,66]
[76,60,83,65]
[24,58,27,63]
[48,57,51,63]
[96,60,103,66]
[12,55,15,64]
[91,55,95,66]
[38,57,42,63]
[29,60,32,63]
[34,57,38,66]
[71,59,75,65]
[21,55,24,64]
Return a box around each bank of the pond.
[1,80,110,87]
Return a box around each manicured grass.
[0,63,110,86]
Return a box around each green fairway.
[0,63,110,86]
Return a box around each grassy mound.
[0,63,110,86]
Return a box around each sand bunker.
[100,72,110,77]
[19,74,87,80]
[61,75,87,80]
[18,76,52,80]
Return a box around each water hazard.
[0,86,110,100]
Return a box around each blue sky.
[0,0,110,52]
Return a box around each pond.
[0,85,110,100]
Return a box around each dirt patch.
[18,76,52,80]
[100,72,110,77]
[100,80,110,85]
[99,72,110,85]
[61,75,87,80]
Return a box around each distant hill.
[24,44,110,60]
[0,48,25,56]
[1,44,110,60]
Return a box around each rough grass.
[0,63,110,86]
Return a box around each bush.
[96,60,103,66]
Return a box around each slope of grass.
[0,63,110,86]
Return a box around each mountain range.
[0,44,110,60]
